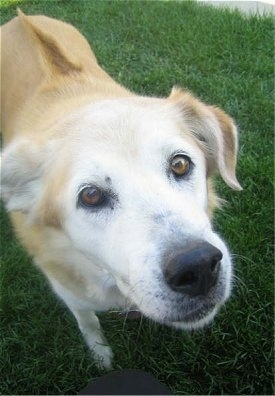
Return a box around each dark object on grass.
[79,369,171,395]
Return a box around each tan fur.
[11,211,89,301]
[169,87,242,191]
[1,10,132,145]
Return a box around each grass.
[0,0,273,394]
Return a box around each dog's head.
[1,87,242,329]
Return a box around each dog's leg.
[48,277,113,369]
[71,308,113,370]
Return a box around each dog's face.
[2,89,241,329]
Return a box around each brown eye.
[171,155,191,177]
[79,186,105,207]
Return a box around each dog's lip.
[110,306,215,323]
[115,278,220,324]
[161,302,217,324]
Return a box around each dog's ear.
[17,9,82,77]
[1,138,64,227]
[1,139,45,213]
[169,88,242,191]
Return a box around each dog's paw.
[93,343,113,370]
[70,309,113,369]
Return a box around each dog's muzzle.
[164,242,222,298]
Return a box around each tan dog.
[1,11,242,369]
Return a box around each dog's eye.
[170,155,191,177]
[79,186,106,208]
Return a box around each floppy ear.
[17,9,83,77]
[1,139,44,213]
[169,88,242,191]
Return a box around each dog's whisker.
[232,253,256,266]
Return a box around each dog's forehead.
[69,98,199,159]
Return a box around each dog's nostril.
[211,259,220,273]
[175,271,198,288]
[164,242,222,297]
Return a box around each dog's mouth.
[150,298,219,327]
[119,305,218,331]
[166,302,217,325]
[115,272,225,328]
[118,299,219,328]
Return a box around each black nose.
[164,242,222,297]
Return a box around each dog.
[1,10,242,369]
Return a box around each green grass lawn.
[1,0,273,394]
